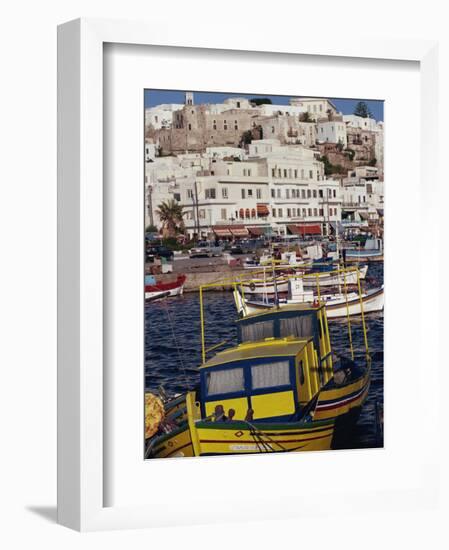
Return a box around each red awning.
[288,224,321,236]
[287,224,302,235]
[213,226,232,237]
[300,224,321,235]
[256,204,270,216]
[247,226,264,236]
[230,225,249,237]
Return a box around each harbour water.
[145,263,384,449]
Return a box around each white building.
[165,147,343,238]
[317,119,347,147]
[247,139,281,157]
[343,114,381,132]
[341,166,383,224]
[257,98,338,121]
[145,141,158,162]
[205,146,246,160]
[203,97,258,115]
[145,103,184,129]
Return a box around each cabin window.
[280,315,314,339]
[251,361,291,390]
[206,368,244,396]
[241,320,274,342]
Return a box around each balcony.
[342,202,369,209]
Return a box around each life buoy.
[249,282,256,291]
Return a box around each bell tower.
[185,91,194,106]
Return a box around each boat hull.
[145,275,186,300]
[238,287,384,318]
[147,418,335,458]
[194,420,335,455]
[303,265,368,286]
[241,278,290,295]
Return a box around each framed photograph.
[58,18,442,531]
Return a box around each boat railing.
[198,263,371,366]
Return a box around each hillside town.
[145,93,384,241]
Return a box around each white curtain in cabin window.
[280,315,313,339]
[251,361,290,390]
[207,368,245,396]
[241,320,274,342]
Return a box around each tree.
[155,199,185,238]
[299,111,313,123]
[240,130,253,146]
[345,148,356,161]
[353,101,372,118]
[250,97,272,106]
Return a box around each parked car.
[230,238,266,255]
[189,241,223,258]
[146,245,174,261]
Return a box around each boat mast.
[272,260,279,308]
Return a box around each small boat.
[145,274,186,301]
[145,290,171,303]
[240,275,291,295]
[234,281,384,319]
[302,264,368,287]
[242,256,260,269]
[344,238,383,262]
[240,264,367,295]
[145,281,372,458]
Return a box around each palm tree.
[155,199,185,238]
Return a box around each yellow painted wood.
[196,425,334,454]
[251,390,295,420]
[186,391,201,457]
[205,397,249,420]
[152,427,193,458]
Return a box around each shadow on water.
[145,263,384,449]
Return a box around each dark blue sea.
[145,263,384,449]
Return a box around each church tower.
[185,91,194,106]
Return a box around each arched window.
[251,209,256,218]
[245,208,250,218]
[239,208,244,219]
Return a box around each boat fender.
[145,393,165,439]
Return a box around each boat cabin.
[237,303,331,365]
[199,305,334,422]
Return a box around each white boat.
[240,275,291,295]
[302,264,368,287]
[344,238,384,262]
[242,257,260,269]
[234,277,384,319]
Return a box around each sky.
[144,90,384,122]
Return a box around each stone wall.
[147,104,260,155]
[256,115,316,147]
[316,143,354,171]
[346,127,376,165]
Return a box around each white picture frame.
[57,17,443,532]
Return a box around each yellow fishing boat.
[145,268,371,458]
